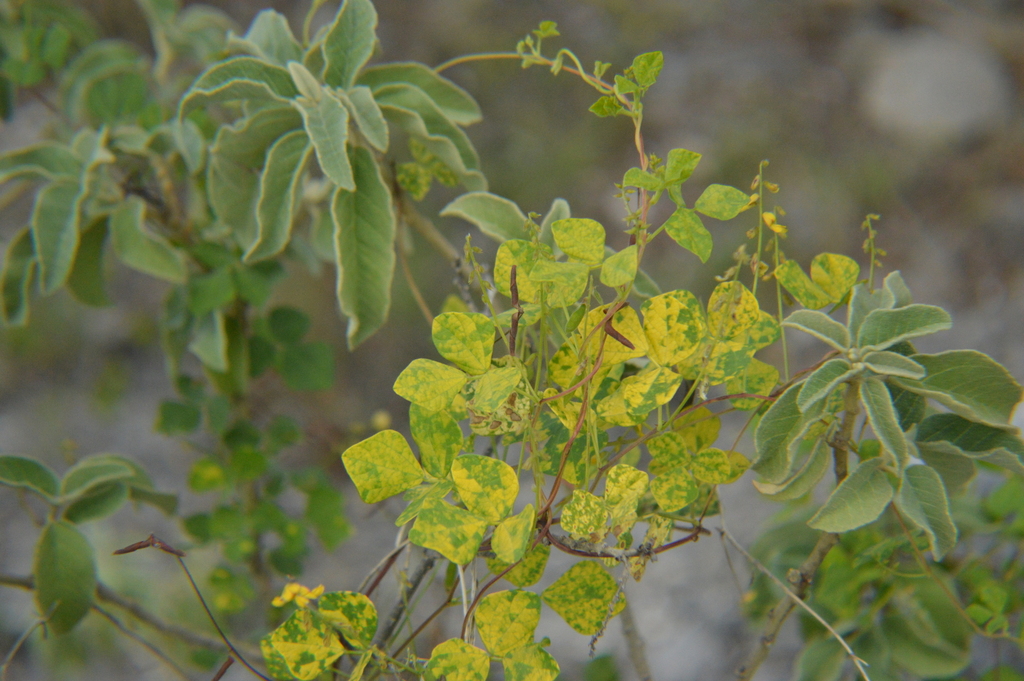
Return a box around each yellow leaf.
[268,610,344,681]
[493,504,536,564]
[541,561,625,635]
[706,281,759,340]
[561,489,608,541]
[487,542,550,587]
[393,358,467,411]
[578,305,647,365]
[409,498,487,565]
[431,312,495,375]
[810,253,860,303]
[494,240,553,304]
[650,465,698,512]
[426,639,490,681]
[551,217,605,264]
[502,643,560,681]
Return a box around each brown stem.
[371,552,437,649]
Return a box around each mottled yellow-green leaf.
[628,514,674,580]
[578,305,647,364]
[646,432,691,475]
[548,342,612,390]
[542,391,582,431]
[318,591,377,648]
[395,481,453,527]
[725,358,779,410]
[745,310,781,350]
[662,206,712,262]
[409,404,463,478]
[604,464,648,532]
[694,183,753,220]
[426,639,490,681]
[810,253,860,303]
[691,447,737,484]
[541,561,625,635]
[600,244,638,288]
[409,498,487,565]
[706,281,759,340]
[393,358,467,411]
[494,240,554,304]
[529,260,589,308]
[503,643,560,681]
[702,339,756,385]
[268,610,344,680]
[651,465,699,512]
[774,260,831,310]
[432,312,495,375]
[476,590,541,656]
[469,366,522,413]
[561,489,608,540]
[619,365,682,415]
[260,634,293,681]
[342,430,424,504]
[493,504,536,564]
[488,542,550,587]
[551,218,605,264]
[348,647,373,681]
[450,454,518,524]
[674,406,721,451]
[595,389,648,427]
[641,290,707,366]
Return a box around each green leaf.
[246,129,312,261]
[551,218,605,264]
[30,179,80,294]
[662,206,712,263]
[450,454,518,524]
[109,196,187,283]
[318,591,377,647]
[60,456,136,500]
[394,358,467,411]
[409,404,462,478]
[374,82,484,189]
[278,342,334,391]
[66,218,111,307]
[187,268,235,317]
[847,282,895,340]
[753,383,803,482]
[189,310,229,372]
[882,270,913,307]
[916,442,975,497]
[332,146,397,348]
[341,429,424,503]
[883,607,969,678]
[630,51,664,88]
[896,464,957,560]
[304,482,350,550]
[503,643,560,681]
[294,89,353,190]
[600,245,637,288]
[34,521,96,634]
[641,289,706,366]
[665,148,701,185]
[861,351,926,379]
[915,413,1024,460]
[561,489,608,540]
[793,637,846,681]
[807,458,893,532]
[432,312,494,375]
[1,227,37,325]
[650,465,699,512]
[622,167,661,191]
[268,610,344,680]
[857,304,952,350]
[322,0,377,88]
[231,10,302,66]
[268,306,310,344]
[752,438,830,500]
[0,142,81,183]
[862,376,909,470]
[358,62,481,125]
[179,56,299,117]
[542,560,625,635]
[893,350,1023,428]
[887,380,926,431]
[426,639,490,681]
[342,85,389,151]
[493,504,536,565]
[63,482,129,523]
[475,589,541,656]
[441,192,528,242]
[782,309,849,350]
[0,455,59,500]
[694,184,750,220]
[408,497,487,565]
[589,95,623,117]
[797,358,856,413]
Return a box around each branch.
[372,551,438,650]
[93,604,194,681]
[722,530,869,681]
[619,599,652,681]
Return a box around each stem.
[398,221,435,326]
[93,605,193,681]
[619,599,653,681]
[372,551,438,649]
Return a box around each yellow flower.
[272,582,325,608]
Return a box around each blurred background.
[1,0,1023,679]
